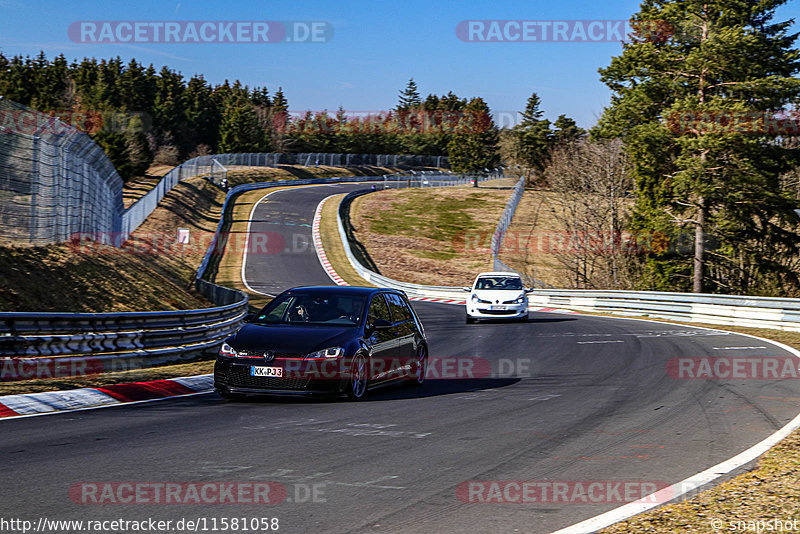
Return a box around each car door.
[384,292,416,380]
[364,293,397,383]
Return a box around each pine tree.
[396,78,421,111]
[447,97,499,173]
[183,75,220,150]
[514,92,553,176]
[219,95,263,153]
[595,0,800,294]
[272,87,288,112]
[553,115,585,144]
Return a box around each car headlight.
[305,347,344,360]
[514,295,527,304]
[219,342,239,357]
[471,294,490,304]
[471,293,479,302]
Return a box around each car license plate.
[251,366,283,377]
[490,305,507,310]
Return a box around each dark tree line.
[0,52,585,181]
[0,54,506,178]
[0,51,284,179]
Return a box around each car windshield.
[252,294,366,326]
[475,277,524,290]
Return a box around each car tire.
[347,352,369,401]
[410,344,427,387]
[518,315,529,323]
[466,315,475,324]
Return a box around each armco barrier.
[0,298,248,376]
[525,290,800,332]
[333,188,800,332]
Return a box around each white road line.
[528,394,561,402]
[576,340,624,344]
[241,189,286,297]
[549,319,800,534]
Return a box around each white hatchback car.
[463,272,533,323]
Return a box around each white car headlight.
[305,347,344,359]
[219,342,239,357]
[514,295,526,304]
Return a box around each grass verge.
[349,186,513,286]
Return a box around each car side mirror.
[525,288,535,293]
[462,287,472,292]
[366,318,392,334]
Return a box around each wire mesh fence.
[490,177,553,288]
[120,152,451,239]
[0,97,124,245]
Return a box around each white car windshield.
[475,277,523,290]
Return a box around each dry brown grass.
[122,164,175,208]
[600,428,800,533]
[350,186,512,286]
[498,189,570,287]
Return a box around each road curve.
[1,182,799,534]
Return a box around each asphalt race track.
[2,182,800,534]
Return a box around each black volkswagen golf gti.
[214,286,428,400]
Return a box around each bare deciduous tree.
[543,139,637,289]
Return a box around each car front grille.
[221,366,312,390]
[479,309,517,315]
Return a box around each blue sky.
[2,0,799,128]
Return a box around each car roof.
[474,272,521,278]
[284,286,402,297]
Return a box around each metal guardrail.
[333,181,800,332]
[525,290,800,331]
[0,299,248,376]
